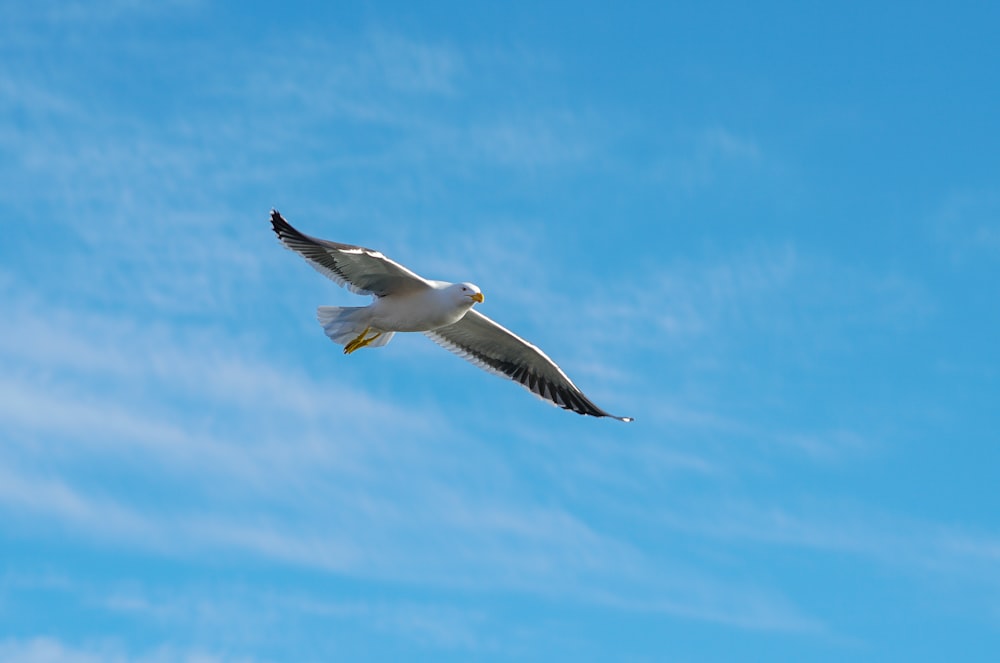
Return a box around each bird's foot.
[344,327,383,354]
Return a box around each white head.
[449,282,484,306]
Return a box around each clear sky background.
[2,1,999,661]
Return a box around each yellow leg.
[357,331,382,350]
[343,326,370,354]
[343,327,383,355]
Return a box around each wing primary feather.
[423,311,633,422]
[270,209,431,297]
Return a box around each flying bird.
[270,210,632,422]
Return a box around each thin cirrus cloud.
[653,497,1000,596]
[4,3,999,660]
[0,637,258,663]
[931,187,1000,257]
[0,266,820,636]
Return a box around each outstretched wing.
[270,210,431,297]
[425,310,633,422]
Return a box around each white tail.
[316,306,395,349]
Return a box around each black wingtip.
[270,209,298,242]
[596,411,633,423]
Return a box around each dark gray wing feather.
[270,210,430,297]
[425,310,633,422]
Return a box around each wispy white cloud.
[234,29,603,179]
[367,31,466,95]
[101,588,494,653]
[0,121,941,641]
[0,464,160,543]
[0,637,262,663]
[0,456,819,634]
[700,127,762,161]
[0,72,78,116]
[0,274,819,632]
[930,187,1000,258]
[560,241,934,370]
[648,497,1000,595]
[770,429,874,463]
[0,16,610,332]
[34,0,203,24]
[645,126,771,193]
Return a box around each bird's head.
[452,282,484,305]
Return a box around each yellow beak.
[470,292,485,304]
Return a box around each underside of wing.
[270,210,431,297]
[425,310,633,422]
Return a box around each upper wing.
[270,210,431,297]
[425,310,633,422]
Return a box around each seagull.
[270,210,632,422]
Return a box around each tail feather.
[317,306,394,349]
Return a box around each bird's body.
[368,283,481,332]
[270,210,632,422]
[315,282,482,352]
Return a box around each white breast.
[370,287,472,332]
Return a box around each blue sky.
[2,1,999,660]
